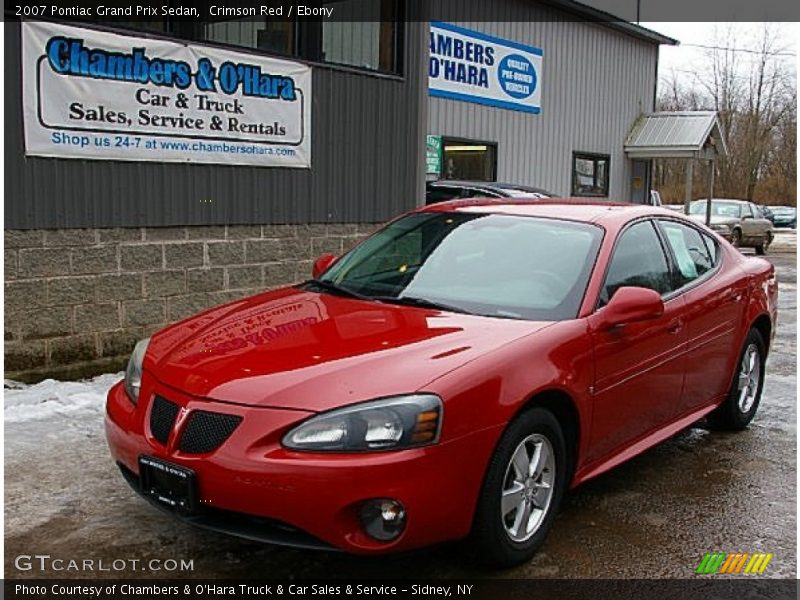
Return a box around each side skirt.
[570,402,720,487]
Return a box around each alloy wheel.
[500,433,556,543]
[737,343,761,413]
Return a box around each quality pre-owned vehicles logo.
[428,21,543,114]
[696,552,773,574]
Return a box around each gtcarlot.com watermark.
[14,554,194,573]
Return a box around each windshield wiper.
[373,295,471,315]
[304,279,374,301]
[306,282,470,314]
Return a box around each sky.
[639,22,798,97]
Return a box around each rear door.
[588,220,688,463]
[656,219,747,415]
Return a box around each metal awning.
[624,111,728,159]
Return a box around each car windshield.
[689,201,742,218]
[316,212,603,321]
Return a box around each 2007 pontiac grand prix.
[106,199,777,566]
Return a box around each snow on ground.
[3,372,123,424]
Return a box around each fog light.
[359,498,406,541]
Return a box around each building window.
[89,0,402,75]
[442,139,497,181]
[322,0,400,72]
[202,19,296,56]
[572,152,610,197]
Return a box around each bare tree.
[655,25,796,206]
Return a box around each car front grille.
[178,410,243,454]
[149,395,180,445]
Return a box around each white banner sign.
[428,22,543,114]
[22,22,311,167]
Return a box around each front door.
[588,220,688,463]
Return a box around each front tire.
[730,228,743,248]
[471,408,567,567]
[708,328,766,430]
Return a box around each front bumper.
[105,379,500,554]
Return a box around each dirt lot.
[4,231,796,579]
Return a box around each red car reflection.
[106,200,777,566]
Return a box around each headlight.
[124,338,150,404]
[282,394,443,452]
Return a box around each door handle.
[724,289,744,303]
[667,319,683,334]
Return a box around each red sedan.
[106,200,777,566]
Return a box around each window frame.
[441,137,499,182]
[572,152,611,197]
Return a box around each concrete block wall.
[4,224,375,382]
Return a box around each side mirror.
[312,253,337,279]
[592,286,664,330]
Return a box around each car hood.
[145,287,551,412]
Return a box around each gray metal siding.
[427,0,658,201]
[4,20,427,229]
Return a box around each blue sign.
[428,22,543,114]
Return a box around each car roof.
[417,198,679,228]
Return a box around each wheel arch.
[516,389,581,484]
[751,313,772,355]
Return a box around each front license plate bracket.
[138,455,197,515]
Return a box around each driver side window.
[600,221,672,306]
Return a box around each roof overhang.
[625,111,728,160]
[536,1,679,45]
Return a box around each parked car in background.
[688,199,774,254]
[107,199,777,567]
[759,205,775,225]
[769,206,797,228]
[426,180,552,204]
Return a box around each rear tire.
[755,233,772,255]
[708,328,766,430]
[471,408,567,567]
